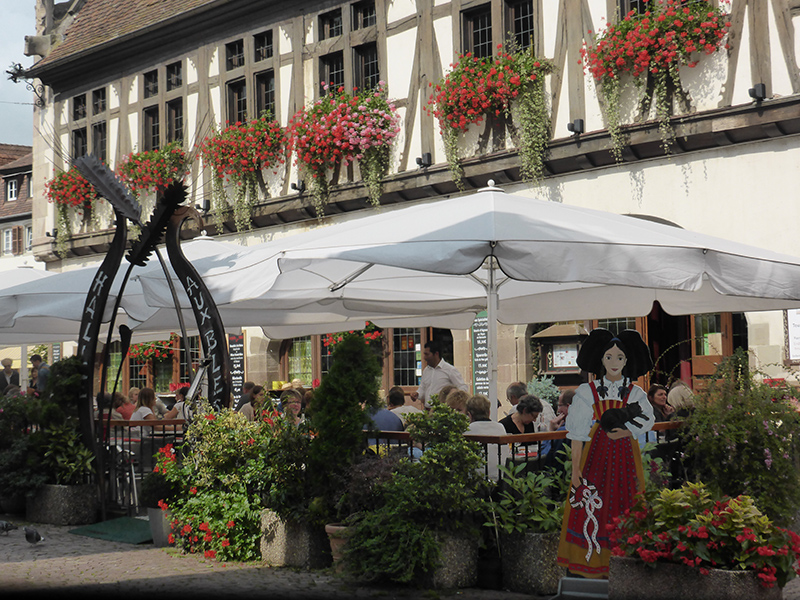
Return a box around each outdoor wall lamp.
[291,181,306,194]
[416,153,432,169]
[749,83,767,102]
[567,119,585,135]
[195,198,210,213]
[45,229,57,238]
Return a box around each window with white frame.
[2,229,12,255]
[6,179,18,202]
[25,225,32,252]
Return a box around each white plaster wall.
[109,81,120,110]
[128,77,139,105]
[768,0,790,98]
[388,0,416,23]
[187,54,199,85]
[433,16,453,70]
[279,64,293,125]
[127,113,139,151]
[208,47,219,78]
[186,92,198,150]
[731,6,754,106]
[209,85,221,128]
[386,27,416,103]
[108,117,118,170]
[302,58,315,106]
[279,23,293,55]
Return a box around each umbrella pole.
[488,256,499,421]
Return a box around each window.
[167,99,184,143]
[72,128,87,159]
[227,79,247,124]
[143,106,160,151]
[354,43,379,90]
[254,31,273,62]
[463,5,493,58]
[24,225,32,252]
[11,226,23,255]
[106,341,123,393]
[128,356,147,390]
[255,71,275,118]
[73,94,86,120]
[166,61,182,91]
[393,328,422,386]
[320,51,345,95]
[286,336,313,386]
[144,70,159,98]
[92,121,107,161]
[6,179,18,202]
[619,0,649,15]
[226,39,245,70]
[92,88,106,115]
[320,9,343,40]
[179,335,201,383]
[2,229,12,255]
[352,0,376,29]
[597,317,637,336]
[506,0,534,50]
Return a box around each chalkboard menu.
[228,333,245,406]
[471,311,489,396]
[51,344,61,364]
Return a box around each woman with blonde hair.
[445,389,470,415]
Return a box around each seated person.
[237,385,264,422]
[280,389,304,425]
[130,387,161,436]
[542,389,574,469]
[499,394,542,434]
[164,386,192,421]
[365,400,404,450]
[387,386,422,427]
[445,389,470,416]
[465,394,509,481]
[114,391,135,420]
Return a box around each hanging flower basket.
[199,113,287,233]
[323,322,384,353]
[45,166,99,258]
[117,141,188,197]
[128,333,179,363]
[582,0,732,160]
[428,47,554,187]
[288,83,400,216]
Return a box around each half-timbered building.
[21,0,800,401]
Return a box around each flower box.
[260,509,330,569]
[609,556,782,600]
[501,531,564,595]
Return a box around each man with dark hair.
[505,382,527,415]
[30,354,49,393]
[387,386,422,426]
[235,381,256,411]
[410,340,467,407]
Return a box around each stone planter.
[26,484,98,526]
[260,509,330,569]
[325,523,349,572]
[422,532,478,589]
[147,507,171,547]
[609,556,782,600]
[500,531,564,595]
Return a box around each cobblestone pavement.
[0,515,541,600]
[4,514,800,599]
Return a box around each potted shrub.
[0,390,46,512]
[25,356,98,526]
[608,481,800,599]
[343,400,490,588]
[487,463,565,594]
[140,465,180,547]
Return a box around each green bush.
[344,400,489,584]
[683,350,800,525]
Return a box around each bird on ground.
[0,521,18,535]
[24,527,44,544]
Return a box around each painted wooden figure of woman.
[557,328,655,578]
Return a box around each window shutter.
[12,226,22,255]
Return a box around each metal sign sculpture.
[72,156,231,473]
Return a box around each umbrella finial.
[480,180,503,192]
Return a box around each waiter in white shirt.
[410,340,468,407]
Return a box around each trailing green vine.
[428,47,554,187]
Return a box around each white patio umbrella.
[269,184,800,418]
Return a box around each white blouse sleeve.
[565,383,594,442]
[625,385,655,436]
